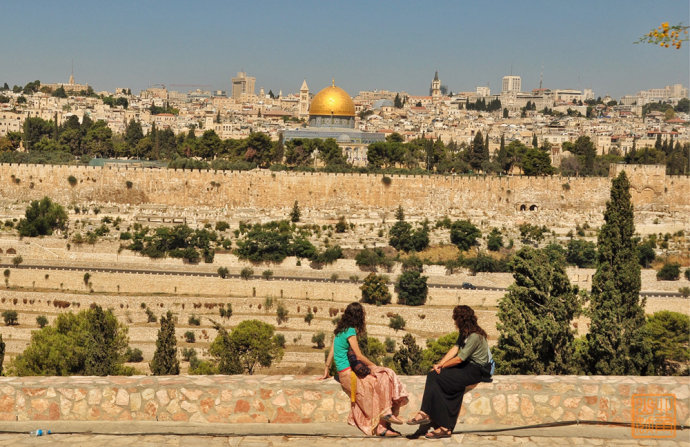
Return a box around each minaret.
[69,60,75,85]
[299,79,309,118]
[431,71,441,102]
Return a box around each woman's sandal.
[381,413,403,425]
[424,428,451,439]
[377,427,401,437]
[406,412,431,425]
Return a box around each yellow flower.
[662,22,669,29]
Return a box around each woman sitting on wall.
[320,302,409,437]
[406,305,492,439]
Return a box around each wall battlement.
[0,375,687,427]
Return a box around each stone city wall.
[0,375,687,427]
[0,164,687,219]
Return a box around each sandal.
[381,413,403,425]
[377,427,401,437]
[425,428,451,439]
[406,412,431,425]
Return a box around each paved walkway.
[0,422,687,446]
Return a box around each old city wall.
[0,375,687,427]
[0,164,687,219]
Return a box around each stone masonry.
[0,375,687,428]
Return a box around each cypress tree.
[493,247,581,374]
[150,311,179,375]
[532,133,538,148]
[584,172,653,375]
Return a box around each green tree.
[124,119,144,151]
[312,331,326,349]
[396,270,428,306]
[360,273,391,305]
[150,311,179,375]
[450,220,481,251]
[566,239,597,268]
[494,247,581,374]
[12,306,130,376]
[584,172,653,375]
[2,310,18,326]
[487,228,504,251]
[210,320,283,374]
[84,305,129,375]
[522,148,555,176]
[17,197,68,237]
[644,311,689,375]
[468,131,487,171]
[36,315,48,328]
[22,117,53,151]
[392,333,424,375]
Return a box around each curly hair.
[453,305,487,341]
[334,302,366,335]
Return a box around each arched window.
[529,204,538,211]
[519,204,527,211]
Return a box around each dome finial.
[332,78,335,87]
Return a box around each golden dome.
[309,81,355,117]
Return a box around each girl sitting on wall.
[320,302,409,437]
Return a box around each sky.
[1,0,688,98]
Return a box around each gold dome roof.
[309,81,355,117]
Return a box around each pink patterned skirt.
[337,366,409,435]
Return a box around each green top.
[456,332,489,365]
[333,327,357,371]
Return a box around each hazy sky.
[1,1,688,98]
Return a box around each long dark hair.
[453,305,487,341]
[334,302,366,335]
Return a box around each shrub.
[262,269,273,280]
[381,176,392,186]
[566,239,597,268]
[360,273,391,305]
[240,267,254,280]
[487,228,504,252]
[36,315,48,328]
[679,287,690,299]
[12,255,23,267]
[685,268,690,281]
[188,314,201,326]
[274,333,286,348]
[335,216,347,233]
[125,347,144,362]
[385,337,396,353]
[389,314,406,331]
[2,310,18,326]
[657,263,681,281]
[217,267,229,278]
[181,347,197,362]
[219,303,233,319]
[304,307,314,325]
[67,175,77,186]
[184,331,196,343]
[276,303,289,324]
[125,180,133,189]
[312,331,326,349]
[145,308,157,323]
[215,221,230,232]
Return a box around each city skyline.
[0,1,688,98]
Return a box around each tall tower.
[431,71,441,101]
[231,71,256,100]
[502,75,521,94]
[299,79,310,118]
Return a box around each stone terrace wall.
[0,164,687,217]
[0,375,687,427]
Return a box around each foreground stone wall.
[0,375,687,427]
